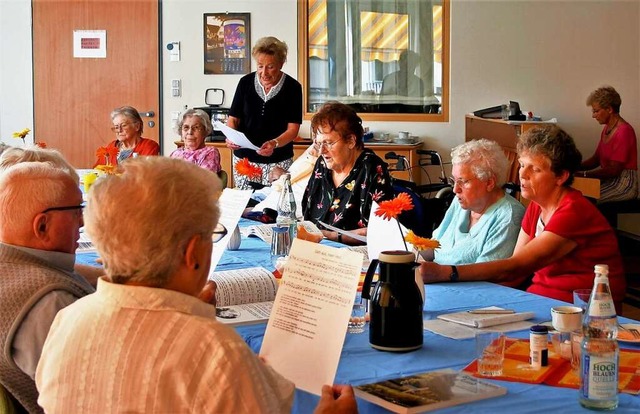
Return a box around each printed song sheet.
[209,188,253,272]
[260,239,363,395]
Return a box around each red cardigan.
[95,137,159,166]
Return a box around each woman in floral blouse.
[302,101,393,245]
[170,109,221,173]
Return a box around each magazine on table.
[208,267,278,326]
[354,369,507,413]
[241,220,323,243]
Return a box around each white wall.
[2,0,639,167]
[0,0,34,146]
[161,0,299,152]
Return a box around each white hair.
[0,147,79,184]
[451,139,509,187]
[85,156,221,287]
[0,162,74,238]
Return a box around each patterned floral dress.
[302,149,393,230]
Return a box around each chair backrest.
[217,170,228,189]
[393,185,448,238]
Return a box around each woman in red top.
[419,126,626,313]
[580,86,638,203]
[95,106,159,166]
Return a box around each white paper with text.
[213,121,260,150]
[259,239,363,395]
[209,188,253,272]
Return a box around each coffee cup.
[551,306,583,332]
[398,131,410,140]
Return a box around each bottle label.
[588,299,616,318]
[581,354,618,400]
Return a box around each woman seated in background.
[580,85,638,203]
[420,139,525,266]
[302,101,393,245]
[419,126,626,312]
[170,108,221,173]
[95,105,159,166]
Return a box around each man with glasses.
[0,162,95,413]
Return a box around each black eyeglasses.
[212,223,228,243]
[41,202,86,214]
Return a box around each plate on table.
[618,324,640,344]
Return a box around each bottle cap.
[594,264,609,276]
[530,325,548,334]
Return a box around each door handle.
[140,111,155,118]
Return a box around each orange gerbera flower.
[95,164,117,175]
[235,158,262,180]
[35,142,47,148]
[106,146,119,158]
[374,192,414,220]
[96,147,108,158]
[405,231,440,250]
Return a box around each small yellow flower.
[405,230,440,250]
[12,128,31,139]
[83,172,99,193]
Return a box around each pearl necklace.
[605,118,619,136]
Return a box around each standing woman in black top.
[226,36,303,189]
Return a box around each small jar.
[530,325,549,368]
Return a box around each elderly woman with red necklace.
[579,86,638,203]
[419,126,626,313]
[94,105,159,166]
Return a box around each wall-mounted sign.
[204,13,251,74]
[73,30,107,58]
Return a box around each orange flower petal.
[405,230,440,250]
[235,158,262,179]
[96,147,108,158]
[106,147,119,157]
[374,192,414,220]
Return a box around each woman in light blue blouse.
[421,139,524,265]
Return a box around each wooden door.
[33,0,160,168]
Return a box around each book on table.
[208,267,278,326]
[354,369,507,414]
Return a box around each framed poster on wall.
[204,13,251,74]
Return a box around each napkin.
[437,306,535,329]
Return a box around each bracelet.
[583,171,587,178]
[273,139,279,149]
[337,233,343,243]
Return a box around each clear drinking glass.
[348,292,366,334]
[270,225,291,272]
[476,332,506,376]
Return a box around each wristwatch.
[449,265,459,282]
[273,139,280,148]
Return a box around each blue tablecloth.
[77,222,640,413]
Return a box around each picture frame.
[204,13,251,75]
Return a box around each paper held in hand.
[213,121,260,150]
[259,239,363,396]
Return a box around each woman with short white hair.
[421,139,525,273]
[36,156,357,413]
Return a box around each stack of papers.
[424,307,536,340]
[438,307,535,328]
